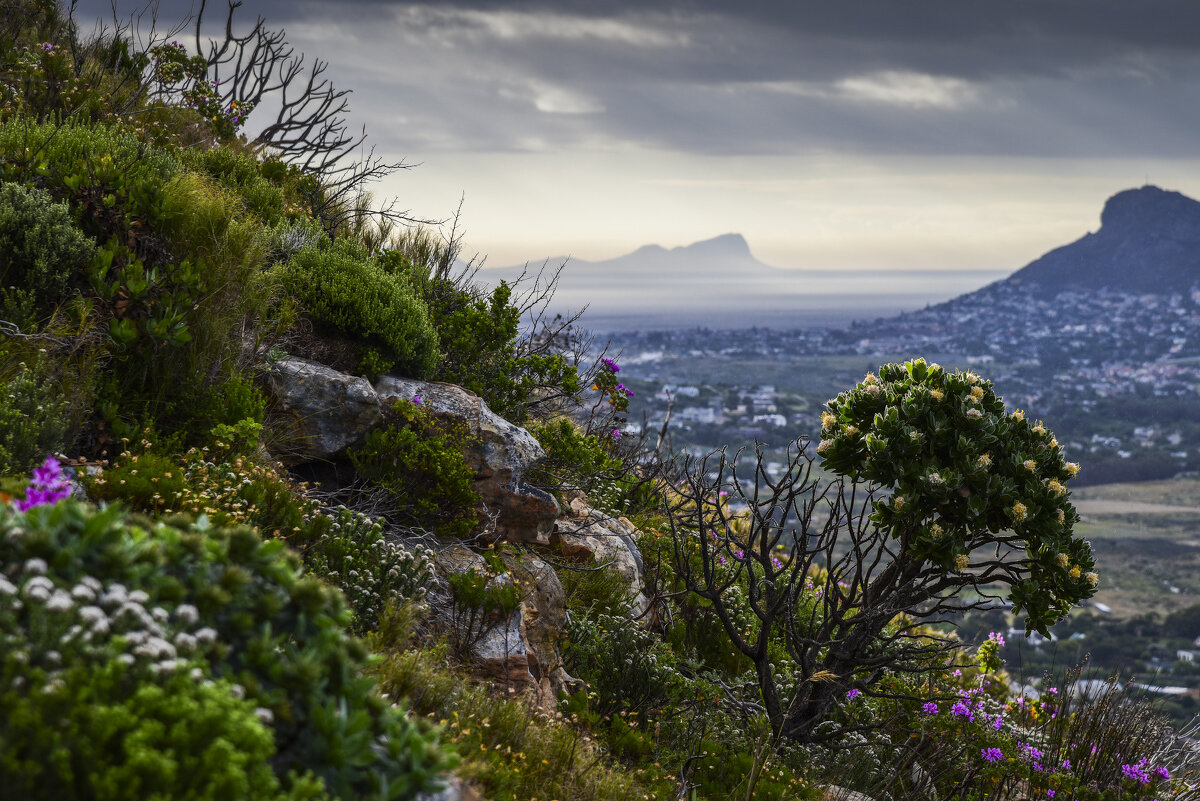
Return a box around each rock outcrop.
[266,357,558,543]
[432,545,578,704]
[376,376,559,544]
[553,496,651,620]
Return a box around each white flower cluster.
[1,560,223,691]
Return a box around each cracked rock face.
[553,497,650,620]
[267,358,383,459]
[267,357,559,543]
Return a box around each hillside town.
[608,281,1200,485]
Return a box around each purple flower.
[922,702,939,715]
[981,747,1004,763]
[1155,766,1170,781]
[600,357,619,373]
[846,689,860,701]
[16,457,72,512]
[1046,791,1055,798]
[988,631,1006,647]
[1061,759,1071,770]
[412,394,422,404]
[951,700,974,721]
[611,428,621,439]
[992,715,1003,731]
[1122,762,1150,785]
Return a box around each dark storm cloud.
[71,0,1200,158]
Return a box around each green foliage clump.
[350,400,480,538]
[819,358,1096,632]
[445,564,522,661]
[0,180,95,321]
[278,243,438,379]
[179,146,291,227]
[372,630,679,801]
[305,508,435,636]
[0,499,452,800]
[0,354,69,474]
[378,244,580,423]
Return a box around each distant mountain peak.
[676,232,752,258]
[1099,185,1200,232]
[1004,185,1200,293]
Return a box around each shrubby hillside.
[1,3,1197,799]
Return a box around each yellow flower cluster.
[1010,501,1028,522]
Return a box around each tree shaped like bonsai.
[664,359,1096,744]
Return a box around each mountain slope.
[1006,185,1200,294]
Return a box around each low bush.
[349,400,481,538]
[0,180,95,322]
[372,632,680,801]
[444,564,522,662]
[0,496,453,800]
[0,354,70,475]
[276,242,438,379]
[378,243,581,423]
[305,508,435,636]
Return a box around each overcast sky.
[80,1,1200,271]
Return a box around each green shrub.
[819,359,1095,633]
[0,180,95,319]
[278,243,438,379]
[378,247,580,423]
[0,354,69,475]
[0,499,452,800]
[179,147,287,227]
[445,565,522,661]
[305,508,435,636]
[349,400,481,538]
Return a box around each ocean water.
[535,269,1009,333]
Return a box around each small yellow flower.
[817,439,832,454]
[844,425,859,438]
[1066,462,1080,477]
[1056,508,1065,524]
[1086,572,1099,587]
[892,495,906,510]
[1048,479,1065,496]
[969,386,985,402]
[1012,409,1025,422]
[1032,421,1047,435]
[1069,565,1081,579]
[821,411,837,429]
[930,389,944,402]
[964,371,979,385]
[930,522,944,539]
[1010,502,1028,522]
[976,453,992,469]
[955,554,970,571]
[1023,459,1037,472]
[909,431,921,442]
[863,372,878,385]
[927,472,944,486]
[1056,552,1069,567]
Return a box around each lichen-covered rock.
[265,357,558,543]
[429,546,579,704]
[376,376,559,544]
[266,357,382,460]
[553,497,650,620]
[502,550,582,701]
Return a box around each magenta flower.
[16,457,72,512]
[846,689,860,701]
[922,702,939,715]
[981,747,1004,763]
[600,357,619,373]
